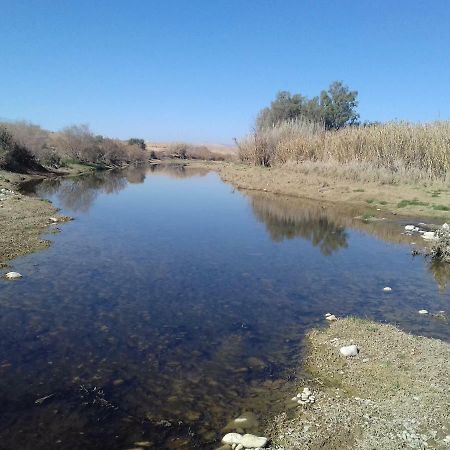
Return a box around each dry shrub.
[155,143,227,161]
[237,120,450,182]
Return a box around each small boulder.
[240,434,268,448]
[383,287,392,292]
[404,225,415,231]
[340,344,359,357]
[325,314,337,321]
[222,433,242,445]
[418,309,429,315]
[4,271,22,280]
[422,231,436,240]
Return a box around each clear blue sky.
[1,0,449,143]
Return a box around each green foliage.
[257,81,359,130]
[128,138,146,150]
[432,205,450,211]
[397,199,429,208]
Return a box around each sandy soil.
[0,169,57,266]
[268,318,450,450]
[188,161,450,220]
[0,163,97,267]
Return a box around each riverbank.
[267,317,450,450]
[0,163,105,266]
[186,161,450,220]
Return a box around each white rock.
[222,433,243,445]
[418,309,429,315]
[442,223,450,231]
[325,313,331,317]
[383,287,392,292]
[422,231,436,240]
[49,217,59,222]
[325,314,337,321]
[405,225,415,231]
[5,271,22,280]
[240,434,268,448]
[340,344,359,357]
[236,445,244,450]
[234,418,247,423]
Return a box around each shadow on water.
[2,164,450,449]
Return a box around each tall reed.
[237,120,450,181]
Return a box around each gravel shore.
[268,317,450,449]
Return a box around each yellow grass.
[237,120,450,182]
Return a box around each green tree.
[128,138,146,150]
[319,81,359,129]
[256,81,359,130]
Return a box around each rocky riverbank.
[0,169,58,266]
[267,317,450,450]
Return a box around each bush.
[0,126,40,172]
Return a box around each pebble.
[241,434,268,448]
[339,344,359,357]
[222,433,268,448]
[4,271,22,280]
[383,287,392,292]
[418,309,429,315]
[222,433,242,445]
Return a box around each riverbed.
[1,164,449,449]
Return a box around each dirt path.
[268,318,450,449]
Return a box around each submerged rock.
[340,344,359,357]
[4,271,22,280]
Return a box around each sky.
[1,0,450,144]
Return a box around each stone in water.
[418,309,429,315]
[383,287,392,292]
[5,272,22,280]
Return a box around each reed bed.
[237,120,450,182]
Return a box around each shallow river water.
[1,164,449,449]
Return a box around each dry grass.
[153,142,233,161]
[237,120,450,183]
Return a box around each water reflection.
[2,165,450,449]
[30,164,209,213]
[249,192,348,255]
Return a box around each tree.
[319,81,359,130]
[128,138,146,150]
[256,81,359,130]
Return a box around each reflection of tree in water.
[36,170,130,212]
[249,193,348,255]
[33,164,210,213]
[428,260,450,292]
